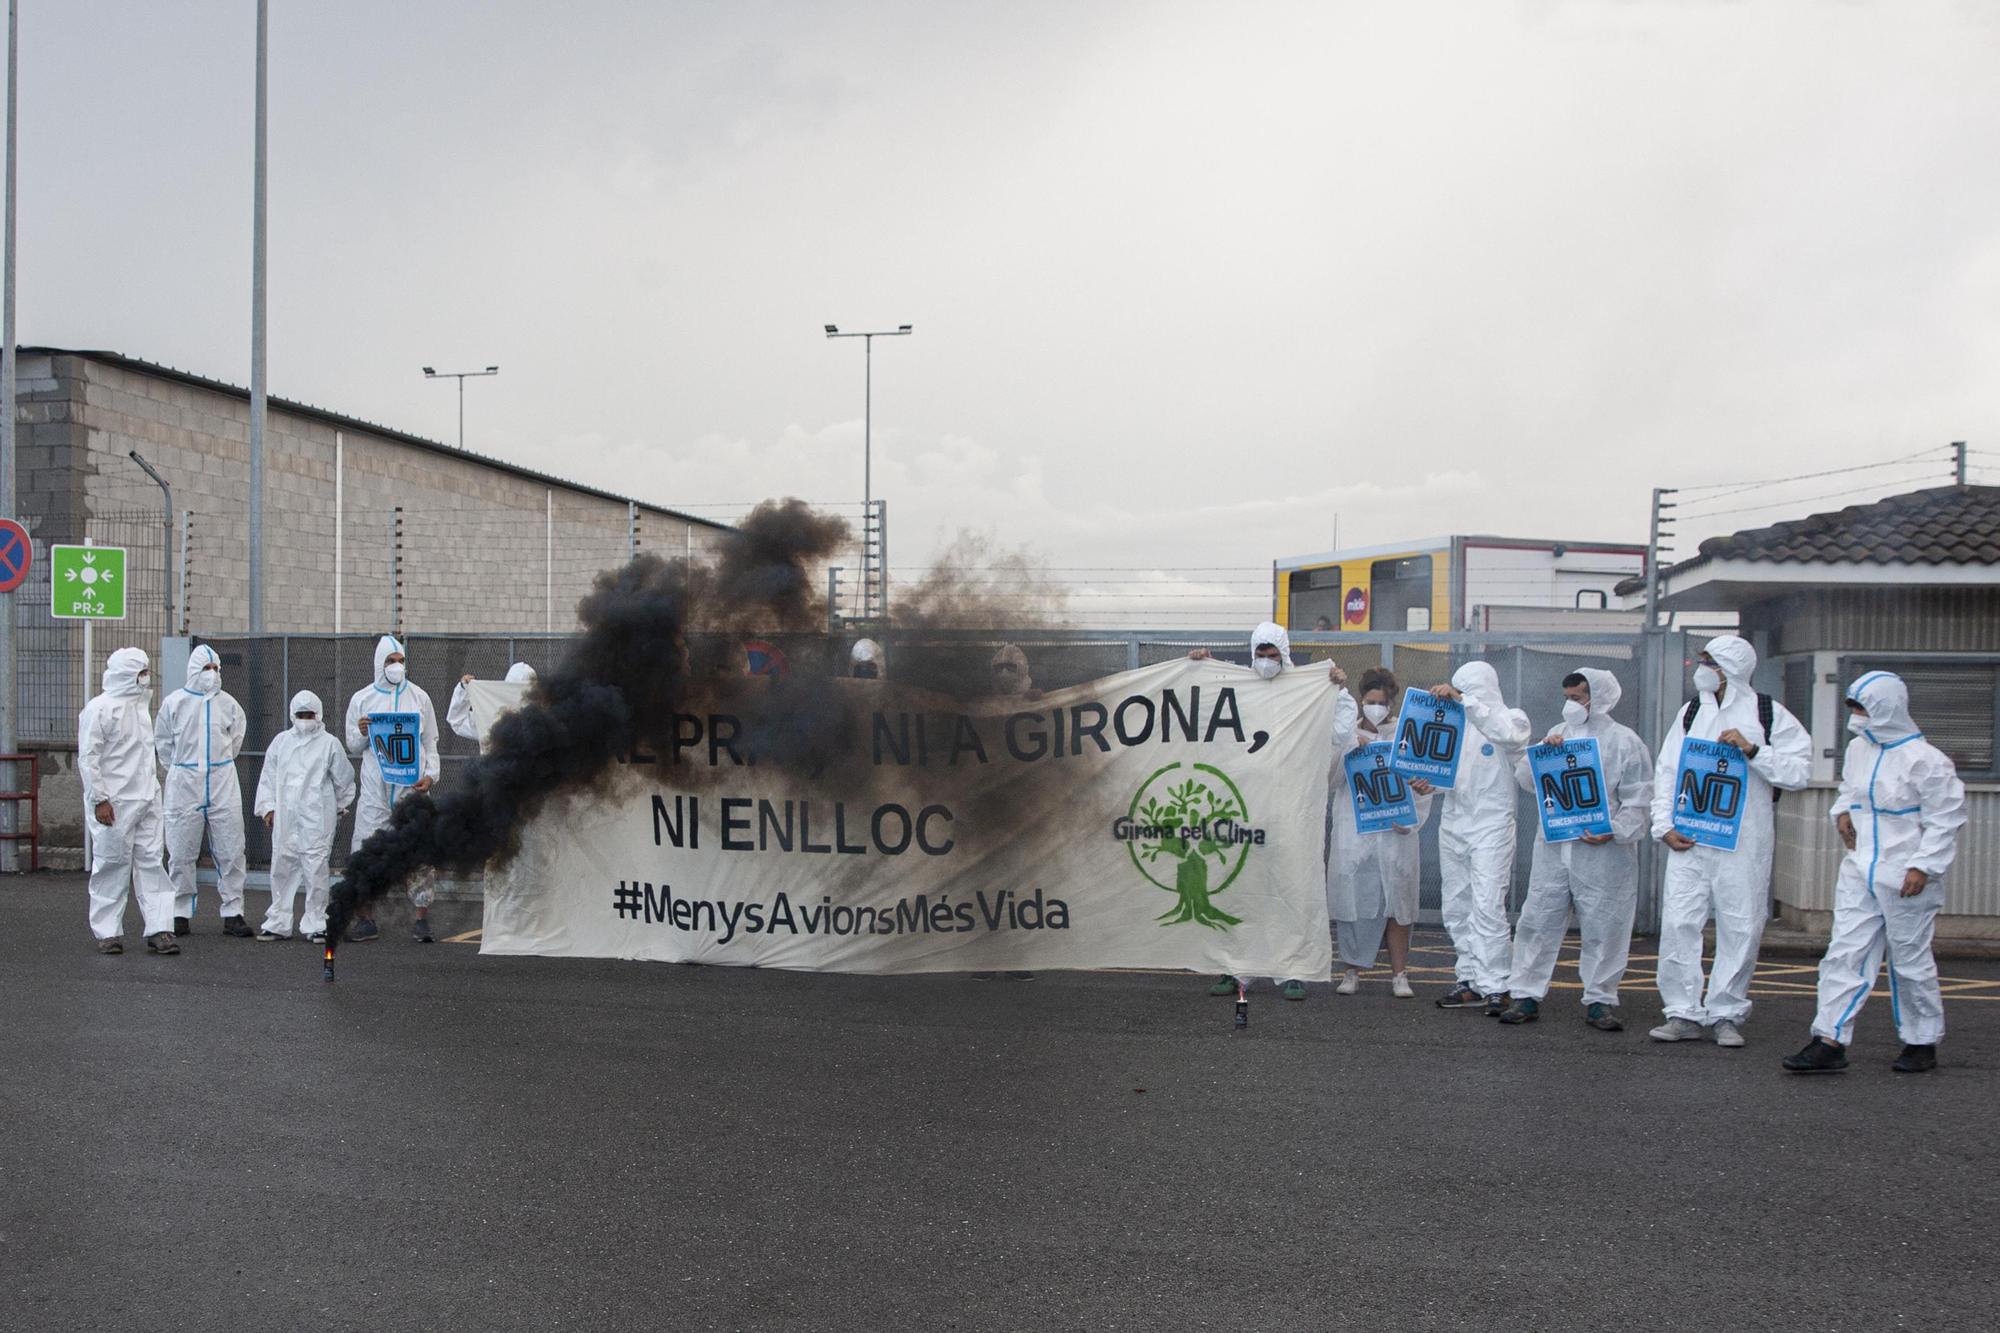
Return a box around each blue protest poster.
[1390,688,1465,789]
[1671,737,1747,850]
[369,711,424,787]
[1530,738,1613,843]
[1345,742,1417,833]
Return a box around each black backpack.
[1682,692,1781,804]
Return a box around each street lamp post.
[824,324,911,620]
[422,365,499,449]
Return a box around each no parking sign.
[0,519,30,594]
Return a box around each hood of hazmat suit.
[1702,634,1756,698]
[1249,622,1295,670]
[257,689,358,862]
[186,643,222,694]
[503,662,538,685]
[102,646,151,699]
[1814,670,1968,1047]
[373,634,405,690]
[990,643,1033,697]
[1847,670,1920,747]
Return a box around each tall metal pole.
[458,376,465,449]
[1,0,18,869]
[864,334,872,510]
[1,0,18,745]
[1953,440,1967,485]
[248,0,267,634]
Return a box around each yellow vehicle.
[1273,535,1647,633]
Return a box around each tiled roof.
[1616,485,2000,595]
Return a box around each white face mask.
[1846,712,1869,736]
[383,662,407,685]
[197,668,220,694]
[1361,702,1390,726]
[1562,699,1589,726]
[1252,656,1282,680]
[1693,664,1721,693]
[294,717,322,736]
[137,673,151,690]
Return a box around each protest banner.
[482,659,1338,978]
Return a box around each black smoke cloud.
[324,499,852,953]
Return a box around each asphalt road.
[5,872,1997,1332]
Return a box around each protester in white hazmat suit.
[343,635,441,942]
[255,692,358,942]
[1326,666,1431,997]
[446,661,537,744]
[1648,634,1810,1048]
[153,644,251,937]
[78,647,178,954]
[1193,622,1330,1002]
[1497,668,1652,1031]
[1426,660,1531,1012]
[1783,672,1965,1075]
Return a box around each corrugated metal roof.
[22,345,733,533]
[1616,484,2000,596]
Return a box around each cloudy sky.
[16,0,2000,604]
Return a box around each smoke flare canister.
[323,944,336,983]
[1234,982,1248,1030]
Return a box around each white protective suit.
[256,691,358,938]
[1651,634,1811,1026]
[344,636,441,905]
[1506,668,1653,1007]
[447,661,536,742]
[154,644,249,921]
[1326,686,1433,969]
[78,647,175,939]
[1434,661,1532,995]
[1811,672,1966,1048]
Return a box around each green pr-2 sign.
[50,544,127,620]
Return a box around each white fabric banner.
[481,659,1337,978]
[463,680,531,748]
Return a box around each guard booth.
[1625,484,2000,943]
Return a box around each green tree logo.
[1127,762,1253,929]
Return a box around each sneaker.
[413,917,435,944]
[94,936,123,955]
[1782,1037,1849,1073]
[1497,998,1540,1025]
[1005,971,1036,981]
[307,931,327,945]
[1436,985,1484,1009]
[1712,1020,1745,1049]
[1584,1003,1624,1032]
[1483,993,1507,1017]
[1390,972,1414,999]
[145,932,181,956]
[1649,1017,1707,1043]
[1891,1044,1938,1074]
[1335,969,1360,996]
[256,929,288,942]
[971,971,998,981]
[1281,979,1307,1002]
[1208,974,1240,997]
[346,917,380,944]
[222,914,255,938]
[173,916,191,937]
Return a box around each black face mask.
[853,663,879,680]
